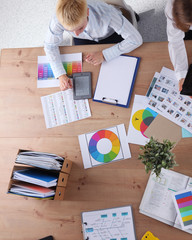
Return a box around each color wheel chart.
[132,107,158,138]
[79,124,131,169]
[88,130,120,163]
[173,190,192,229]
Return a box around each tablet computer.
[73,72,92,100]
[180,64,192,96]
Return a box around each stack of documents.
[9,182,55,198]
[16,151,64,170]
[12,169,58,188]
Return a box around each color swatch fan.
[172,190,192,230]
[78,124,131,168]
[37,53,82,88]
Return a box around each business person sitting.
[44,0,143,91]
[165,0,192,91]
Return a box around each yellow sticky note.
[141,231,159,240]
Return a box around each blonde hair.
[173,0,192,32]
[56,0,87,30]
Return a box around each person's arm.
[165,1,188,83]
[102,7,143,62]
[84,6,142,66]
[44,15,72,90]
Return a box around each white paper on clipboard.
[93,55,140,107]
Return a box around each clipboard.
[93,55,140,108]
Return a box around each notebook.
[93,55,140,108]
[12,169,58,188]
[9,182,55,198]
[139,169,192,234]
[81,205,136,240]
[15,151,64,170]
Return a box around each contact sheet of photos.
[146,69,192,134]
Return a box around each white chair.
[103,0,138,29]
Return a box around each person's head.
[56,0,88,36]
[173,0,192,32]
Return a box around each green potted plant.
[138,137,177,177]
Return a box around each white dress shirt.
[165,0,191,81]
[44,0,143,78]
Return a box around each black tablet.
[73,72,92,100]
[180,64,192,96]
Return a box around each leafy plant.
[138,137,177,177]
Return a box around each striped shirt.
[165,0,192,81]
[44,0,143,78]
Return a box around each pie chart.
[132,107,158,137]
[88,130,120,163]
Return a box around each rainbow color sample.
[38,63,54,80]
[174,190,192,228]
[38,61,82,80]
[63,61,82,76]
[132,107,158,137]
[88,130,120,163]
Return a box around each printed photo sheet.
[147,67,192,134]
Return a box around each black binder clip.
[102,97,118,105]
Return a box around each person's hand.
[84,51,104,65]
[179,78,185,91]
[59,74,73,91]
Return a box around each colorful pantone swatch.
[38,61,82,80]
[132,107,158,138]
[88,130,120,163]
[174,190,192,228]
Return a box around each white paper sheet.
[93,55,139,106]
[37,53,82,88]
[41,89,91,128]
[82,206,136,240]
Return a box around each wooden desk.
[0,42,192,240]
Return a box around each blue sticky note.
[121,212,128,216]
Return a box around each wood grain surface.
[0,42,192,240]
